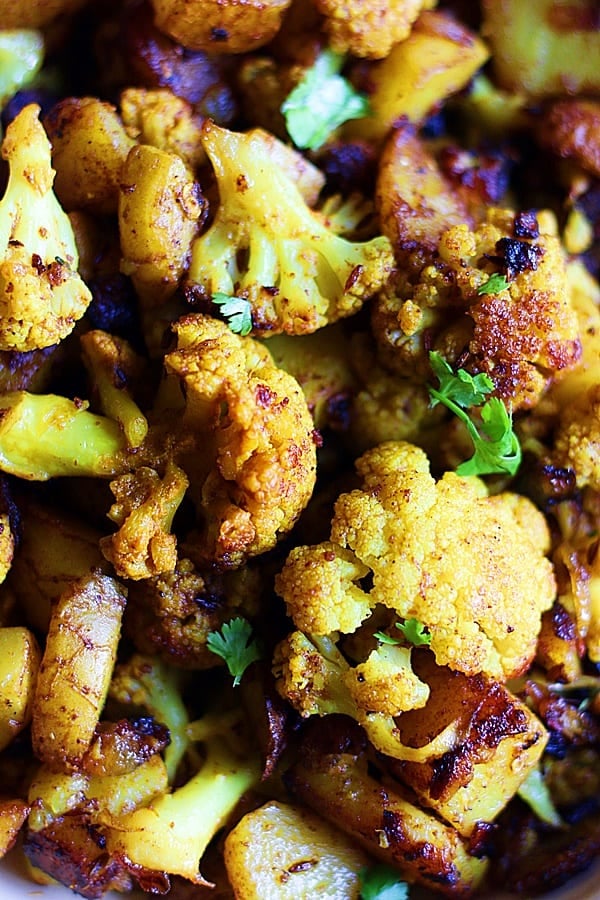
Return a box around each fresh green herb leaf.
[375,618,432,648]
[212,292,252,336]
[359,864,410,900]
[477,272,510,295]
[281,49,370,151]
[428,351,522,477]
[455,397,521,477]
[429,351,494,409]
[517,768,563,828]
[395,618,432,647]
[373,631,402,645]
[206,618,261,687]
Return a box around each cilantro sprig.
[206,618,261,687]
[428,351,521,477]
[212,292,252,336]
[375,618,432,648]
[359,864,410,900]
[281,49,370,151]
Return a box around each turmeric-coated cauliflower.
[188,122,394,336]
[372,208,581,411]
[275,441,556,681]
[314,0,435,59]
[164,314,318,568]
[0,104,92,351]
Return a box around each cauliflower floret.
[273,630,429,722]
[0,104,93,351]
[188,122,394,336]
[314,0,435,59]
[553,385,600,492]
[164,313,317,568]
[372,208,581,411]
[100,460,189,581]
[276,441,556,681]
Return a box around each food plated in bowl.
[0,0,599,898]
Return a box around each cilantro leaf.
[395,618,432,647]
[281,49,370,151]
[428,351,494,409]
[477,273,510,295]
[212,292,252,336]
[428,351,521,477]
[456,397,521,477]
[375,618,431,647]
[359,864,410,900]
[206,618,261,687]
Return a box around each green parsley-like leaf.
[206,618,261,687]
[281,49,370,151]
[477,272,510,295]
[359,864,410,900]
[395,618,432,647]
[456,397,522,477]
[375,618,431,647]
[428,351,522,477]
[212,293,252,336]
[428,351,494,409]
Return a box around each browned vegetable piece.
[23,812,135,900]
[376,123,473,256]
[150,0,293,54]
[119,143,206,307]
[43,97,136,216]
[314,0,433,59]
[224,800,369,898]
[31,573,127,772]
[287,730,488,897]
[346,10,489,142]
[0,798,29,859]
[0,0,86,28]
[537,99,600,179]
[0,627,41,752]
[108,0,239,123]
[482,0,600,98]
[7,498,109,633]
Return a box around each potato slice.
[224,801,368,899]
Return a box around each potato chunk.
[0,626,40,751]
[31,573,127,771]
[224,801,368,899]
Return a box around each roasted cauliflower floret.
[372,208,581,411]
[274,630,429,723]
[0,104,93,351]
[314,0,435,59]
[276,441,556,681]
[188,122,394,336]
[164,313,317,568]
[100,460,189,581]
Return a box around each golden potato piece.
[377,123,472,255]
[150,0,293,54]
[0,626,40,751]
[224,801,368,899]
[43,97,136,215]
[31,573,127,771]
[346,10,489,142]
[537,99,600,178]
[0,798,30,859]
[119,144,205,307]
[482,0,600,97]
